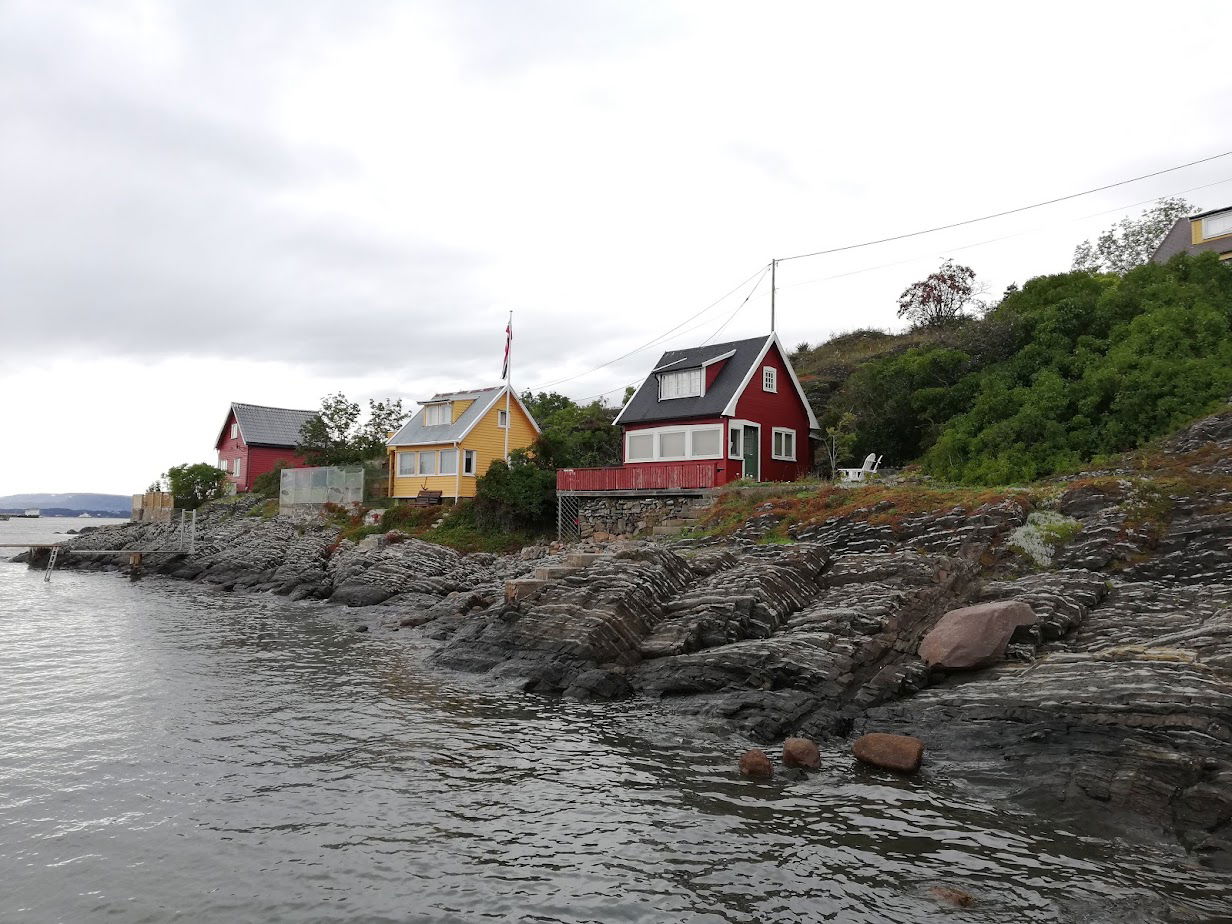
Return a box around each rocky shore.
[21,408,1232,867]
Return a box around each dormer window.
[1201,212,1232,240]
[658,368,703,400]
[424,403,450,426]
[762,367,777,392]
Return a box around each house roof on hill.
[218,402,317,449]
[614,333,819,430]
[1152,205,1232,263]
[386,385,540,447]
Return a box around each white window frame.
[497,409,509,428]
[657,368,704,401]
[728,424,743,460]
[230,422,238,440]
[439,449,458,475]
[463,450,477,476]
[623,424,724,462]
[397,451,417,476]
[423,403,450,427]
[1203,212,1232,240]
[233,457,242,478]
[771,427,796,461]
[219,457,228,472]
[762,367,778,392]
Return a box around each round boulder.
[738,748,773,779]
[782,737,821,769]
[918,600,1037,670]
[852,732,924,773]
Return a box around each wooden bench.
[411,490,444,507]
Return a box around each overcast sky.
[2,0,1230,496]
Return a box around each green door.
[742,425,759,481]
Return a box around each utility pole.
[770,259,777,332]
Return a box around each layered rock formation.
[21,407,1232,866]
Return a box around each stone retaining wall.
[577,494,703,539]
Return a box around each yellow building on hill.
[386,385,540,501]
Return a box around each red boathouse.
[557,333,820,494]
[214,402,316,493]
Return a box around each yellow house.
[386,385,540,501]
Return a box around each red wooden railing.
[556,462,720,492]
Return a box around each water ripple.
[1,564,1229,923]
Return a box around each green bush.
[473,453,557,532]
[251,462,288,499]
[812,253,1232,484]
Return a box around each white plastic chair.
[838,453,882,484]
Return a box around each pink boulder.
[918,600,1036,669]
[738,748,773,778]
[782,737,821,769]
[852,733,924,773]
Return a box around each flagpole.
[504,310,512,461]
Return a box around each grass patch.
[698,482,1029,542]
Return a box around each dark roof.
[1152,208,1232,263]
[219,402,317,448]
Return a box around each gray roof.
[220,402,317,448]
[388,386,538,447]
[615,335,773,425]
[1152,208,1232,263]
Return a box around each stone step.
[564,552,609,568]
[505,578,550,604]
[652,525,686,536]
[663,517,701,528]
[533,565,581,581]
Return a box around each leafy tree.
[252,461,289,499]
[897,259,983,328]
[822,411,857,479]
[473,452,557,532]
[298,393,409,466]
[163,463,228,509]
[521,391,621,468]
[1072,197,1194,275]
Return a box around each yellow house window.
[1202,212,1232,240]
[424,403,450,426]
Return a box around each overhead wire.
[529,262,769,392]
[775,150,1232,263]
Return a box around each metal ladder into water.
[44,547,59,582]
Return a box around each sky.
[2,0,1231,496]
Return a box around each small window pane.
[418,452,437,475]
[439,450,457,475]
[659,432,686,458]
[398,452,416,476]
[763,367,777,392]
[728,427,742,458]
[627,433,654,461]
[498,409,509,427]
[784,431,794,457]
[691,428,721,457]
[1204,213,1232,239]
[424,404,449,426]
[658,368,702,400]
[234,458,241,477]
[463,451,476,474]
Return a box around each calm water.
[2,562,1230,923]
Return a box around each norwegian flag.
[501,313,512,381]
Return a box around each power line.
[776,174,1232,295]
[701,265,770,345]
[776,150,1232,263]
[529,262,769,392]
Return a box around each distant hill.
[0,493,131,516]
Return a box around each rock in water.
[852,733,924,773]
[918,600,1036,669]
[927,885,974,908]
[738,749,774,778]
[782,737,821,769]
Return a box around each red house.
[557,333,819,492]
[214,402,316,493]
